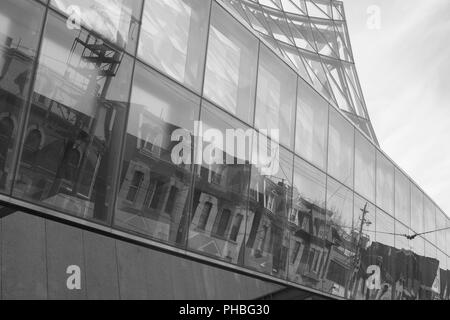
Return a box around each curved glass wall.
[0,0,448,300]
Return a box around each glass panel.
[115,62,200,246]
[395,168,411,228]
[0,0,44,191]
[189,102,252,264]
[436,209,447,253]
[287,157,326,289]
[255,45,296,149]
[422,241,438,300]
[50,0,142,54]
[245,145,293,279]
[203,2,258,124]
[327,107,354,188]
[350,194,375,300]
[423,196,436,245]
[295,79,329,170]
[138,0,211,93]
[411,235,424,299]
[376,152,394,214]
[354,131,375,202]
[373,209,395,300]
[394,222,414,300]
[324,178,353,298]
[411,183,423,234]
[437,250,448,300]
[14,12,133,223]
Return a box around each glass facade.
[0,0,448,300]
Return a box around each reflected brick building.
[0,0,448,300]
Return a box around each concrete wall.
[0,210,285,300]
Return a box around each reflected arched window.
[23,129,42,164]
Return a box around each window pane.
[296,79,329,170]
[324,178,353,298]
[395,168,411,228]
[246,145,293,279]
[14,12,133,223]
[437,250,448,300]
[423,196,436,245]
[376,152,394,214]
[327,108,354,188]
[436,209,446,253]
[411,184,423,234]
[351,195,375,300]
[255,45,296,149]
[354,131,375,202]
[51,0,142,54]
[411,236,424,299]
[115,62,200,246]
[189,102,252,264]
[287,157,326,290]
[374,209,395,300]
[138,0,211,93]
[203,2,258,124]
[422,241,437,300]
[0,0,44,191]
[394,222,413,300]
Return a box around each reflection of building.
[0,0,449,300]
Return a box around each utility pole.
[348,202,370,300]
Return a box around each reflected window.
[14,12,133,223]
[327,108,354,188]
[245,145,293,279]
[0,0,44,191]
[115,62,200,246]
[189,102,252,264]
[287,157,326,290]
[138,0,211,93]
[50,0,142,54]
[376,152,394,214]
[296,79,329,170]
[203,2,258,124]
[354,131,375,202]
[395,168,411,228]
[255,45,297,149]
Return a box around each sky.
[341,0,450,216]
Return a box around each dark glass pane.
[422,241,438,300]
[349,195,375,300]
[371,209,395,300]
[287,157,326,290]
[115,62,200,246]
[324,178,353,298]
[394,222,414,300]
[14,12,133,224]
[0,0,44,191]
[189,102,252,264]
[245,145,293,279]
[50,0,142,54]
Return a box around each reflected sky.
[342,0,450,215]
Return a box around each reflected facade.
[0,0,449,300]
